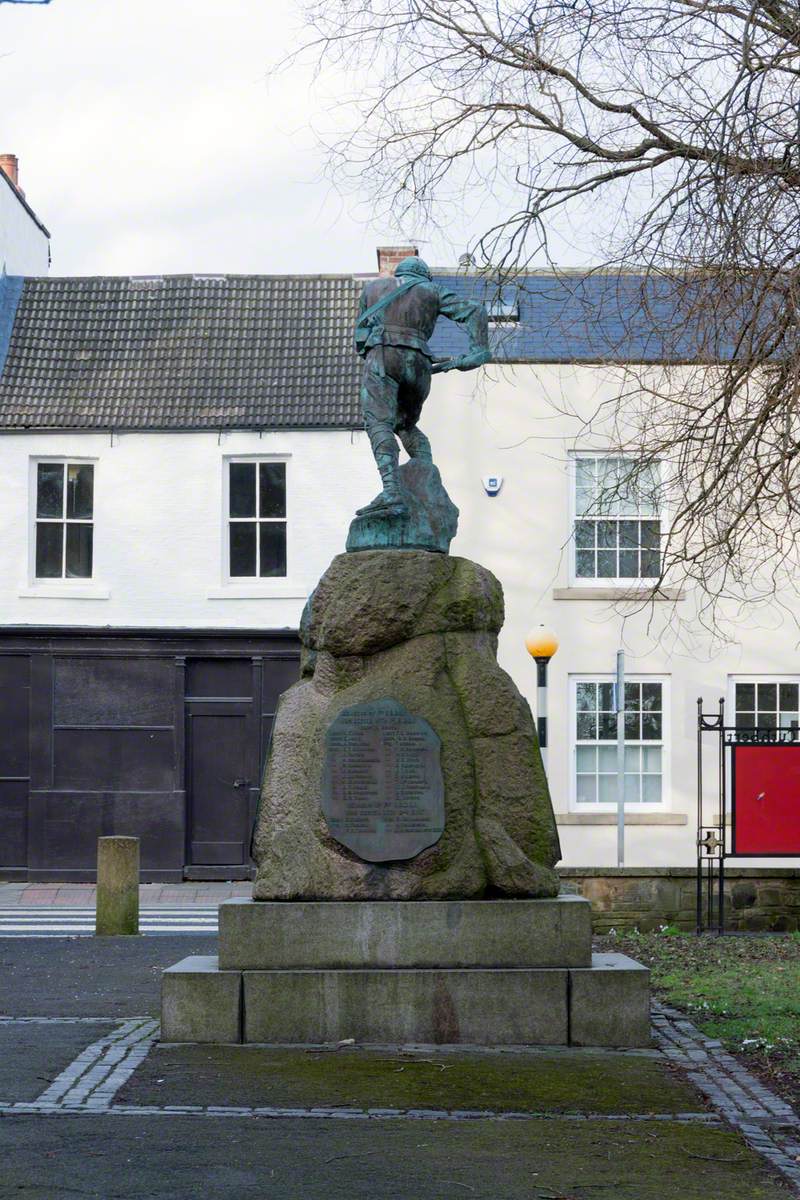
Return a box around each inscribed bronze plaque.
[321,698,444,862]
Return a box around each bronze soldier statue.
[354,256,490,517]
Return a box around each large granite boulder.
[252,550,561,900]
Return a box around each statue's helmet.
[394,256,432,280]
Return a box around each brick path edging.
[653,1002,800,1191]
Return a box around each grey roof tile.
[0,269,713,431]
[0,274,363,430]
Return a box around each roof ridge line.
[27,272,365,284]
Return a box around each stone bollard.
[95,837,140,936]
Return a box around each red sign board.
[732,744,800,855]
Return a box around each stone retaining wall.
[558,867,800,932]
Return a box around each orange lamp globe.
[525,625,559,661]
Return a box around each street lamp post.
[616,649,626,868]
[525,625,559,773]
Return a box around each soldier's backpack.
[353,276,424,357]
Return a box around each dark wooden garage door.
[0,630,300,880]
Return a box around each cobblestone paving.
[0,1018,159,1114]
[653,1002,800,1192]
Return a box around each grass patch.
[598,929,800,1105]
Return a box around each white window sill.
[553,586,684,601]
[557,812,687,826]
[208,582,308,600]
[19,583,110,600]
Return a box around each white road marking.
[0,908,218,936]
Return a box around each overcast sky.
[1,0,493,276]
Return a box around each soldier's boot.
[357,448,408,517]
[399,424,433,463]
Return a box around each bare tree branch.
[296,0,800,643]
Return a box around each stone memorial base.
[161,896,650,1047]
[251,549,563,901]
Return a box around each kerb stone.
[161,956,242,1044]
[219,896,592,970]
[569,953,651,1048]
[243,967,568,1045]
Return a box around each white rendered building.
[0,245,795,915]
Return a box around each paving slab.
[119,1042,704,1114]
[0,1114,792,1199]
[0,882,253,908]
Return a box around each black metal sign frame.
[696,699,726,934]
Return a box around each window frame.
[223,455,290,583]
[29,457,97,584]
[568,451,665,588]
[728,675,800,741]
[568,673,671,813]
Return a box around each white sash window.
[571,676,668,809]
[227,460,287,579]
[571,455,662,584]
[34,461,94,580]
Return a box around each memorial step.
[218,895,593,971]
[161,952,650,1048]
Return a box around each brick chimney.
[0,154,19,189]
[376,245,419,275]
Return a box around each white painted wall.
[424,362,800,870]
[0,174,49,276]
[0,428,377,629]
